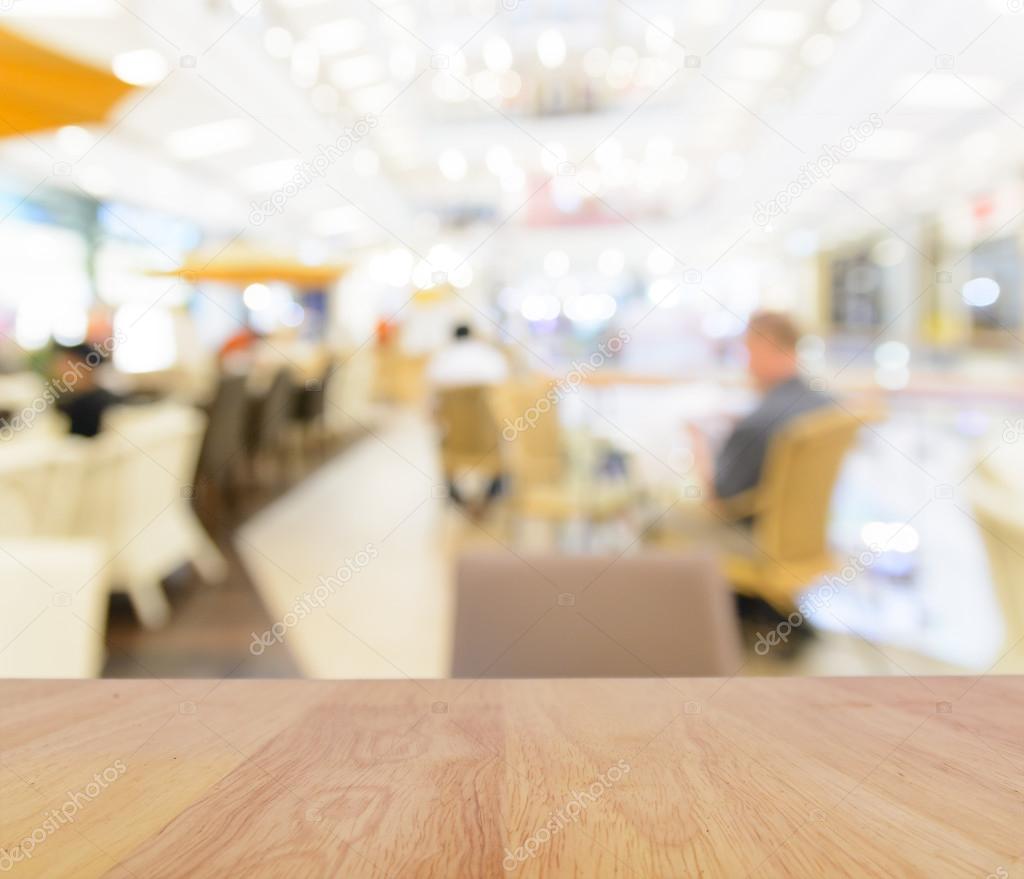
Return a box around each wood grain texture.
[1,676,1022,878]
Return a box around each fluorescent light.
[309,19,366,55]
[238,159,297,191]
[483,36,513,73]
[348,83,395,114]
[855,130,918,160]
[471,70,500,100]
[389,46,417,79]
[963,277,1000,307]
[291,41,320,88]
[537,29,566,69]
[826,0,863,31]
[892,74,1003,109]
[167,119,251,160]
[486,145,513,175]
[800,34,835,67]
[645,16,676,54]
[329,55,382,89]
[311,83,340,113]
[243,283,271,310]
[729,48,782,80]
[112,49,168,85]
[311,206,360,236]
[263,26,293,59]
[745,10,807,45]
[438,148,467,181]
[56,125,94,156]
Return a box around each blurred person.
[689,311,831,508]
[428,324,509,517]
[426,323,509,389]
[49,344,122,438]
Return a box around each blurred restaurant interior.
[2,0,1024,688]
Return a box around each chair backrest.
[0,538,108,678]
[0,438,88,536]
[254,368,295,450]
[295,360,335,422]
[451,552,742,678]
[436,385,501,475]
[489,379,563,486]
[753,406,865,566]
[195,372,249,486]
[81,404,207,574]
[969,476,1024,654]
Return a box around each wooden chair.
[248,368,296,484]
[435,385,503,492]
[489,380,632,525]
[293,359,335,458]
[968,475,1024,672]
[451,552,742,678]
[688,406,872,612]
[194,372,249,509]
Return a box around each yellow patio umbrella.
[0,26,136,137]
[148,255,348,289]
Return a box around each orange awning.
[149,256,348,289]
[0,27,136,136]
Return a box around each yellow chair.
[968,476,1024,672]
[489,379,631,524]
[698,406,873,611]
[435,386,503,489]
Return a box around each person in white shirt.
[428,324,509,515]
[426,324,509,388]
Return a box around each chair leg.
[192,538,229,586]
[127,578,171,629]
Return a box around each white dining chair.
[0,538,110,678]
[77,404,228,628]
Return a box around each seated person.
[427,324,509,516]
[426,323,509,389]
[49,344,121,438]
[690,311,831,514]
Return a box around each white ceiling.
[2,0,1024,269]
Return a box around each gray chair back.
[451,552,742,678]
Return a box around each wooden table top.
[2,676,1022,878]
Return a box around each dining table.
[2,675,1021,877]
